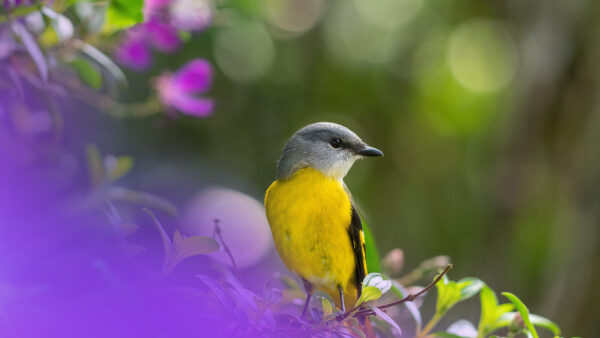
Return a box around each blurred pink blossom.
[143,0,172,19]
[114,19,181,71]
[114,35,152,71]
[156,59,213,117]
[144,18,181,53]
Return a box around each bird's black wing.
[348,203,368,298]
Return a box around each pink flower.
[144,19,181,53]
[143,0,172,20]
[114,20,181,71]
[156,59,213,117]
[114,35,152,71]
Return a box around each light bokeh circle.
[181,187,273,268]
[214,20,274,83]
[447,18,518,93]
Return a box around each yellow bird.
[264,122,383,314]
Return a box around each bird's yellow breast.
[265,167,358,307]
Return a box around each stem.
[418,313,442,338]
[213,219,238,272]
[350,264,453,319]
[56,76,163,118]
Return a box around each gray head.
[276,122,383,180]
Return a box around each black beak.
[357,145,383,157]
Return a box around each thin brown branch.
[352,264,453,318]
[213,219,238,272]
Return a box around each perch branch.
[333,264,453,322]
[354,264,452,318]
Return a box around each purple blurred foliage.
[156,59,214,117]
[2,0,33,9]
[0,145,265,337]
[11,21,48,82]
[0,26,18,60]
[0,81,252,337]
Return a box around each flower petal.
[144,19,181,53]
[114,36,152,71]
[172,59,212,93]
[171,96,214,117]
[143,0,172,20]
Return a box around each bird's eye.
[330,138,342,149]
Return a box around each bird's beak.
[357,145,383,157]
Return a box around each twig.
[213,219,238,272]
[333,264,453,322]
[352,264,453,318]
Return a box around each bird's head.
[276,122,383,180]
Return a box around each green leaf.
[169,230,219,270]
[144,208,172,262]
[457,278,484,301]
[435,276,484,319]
[106,155,134,181]
[489,312,516,333]
[529,314,561,336]
[432,332,469,338]
[108,187,178,216]
[320,296,333,317]
[144,208,219,274]
[477,285,516,335]
[360,214,382,273]
[367,304,402,336]
[69,58,102,89]
[103,0,143,33]
[86,144,105,187]
[119,222,138,236]
[435,275,461,315]
[478,285,498,333]
[197,274,236,309]
[80,42,127,84]
[277,274,301,291]
[39,26,60,47]
[502,292,539,338]
[356,286,382,306]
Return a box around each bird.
[264,122,383,315]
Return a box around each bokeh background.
[3,0,600,336]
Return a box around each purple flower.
[114,19,181,71]
[143,0,172,20]
[114,35,152,71]
[144,19,181,53]
[156,59,213,117]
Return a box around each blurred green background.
[92,0,600,336]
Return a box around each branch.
[213,219,238,272]
[351,264,453,318]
